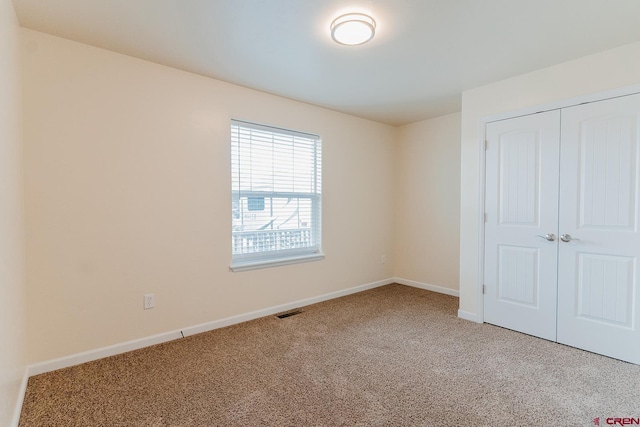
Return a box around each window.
[230,120,323,271]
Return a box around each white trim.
[481,83,640,124]
[393,277,459,297]
[26,278,394,376]
[181,278,393,336]
[393,277,482,323]
[230,253,325,272]
[10,369,29,427]
[28,330,183,376]
[476,119,487,324]
[457,309,480,323]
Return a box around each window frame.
[229,120,324,272]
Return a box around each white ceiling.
[14,0,640,125]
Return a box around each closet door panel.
[484,111,561,341]
[558,93,640,364]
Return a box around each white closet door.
[484,110,561,341]
[558,93,640,364]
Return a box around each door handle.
[536,233,556,242]
[560,234,580,243]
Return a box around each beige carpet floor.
[19,284,640,426]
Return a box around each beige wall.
[459,40,640,319]
[0,0,26,424]
[21,30,396,363]
[395,113,461,291]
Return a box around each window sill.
[230,253,325,272]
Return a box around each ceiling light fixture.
[330,13,376,46]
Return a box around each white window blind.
[230,120,323,271]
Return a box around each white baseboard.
[182,278,394,337]
[392,278,479,323]
[25,278,467,379]
[28,329,184,377]
[10,368,29,427]
[393,277,459,297]
[457,309,480,323]
[27,278,395,377]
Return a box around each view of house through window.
[230,120,322,270]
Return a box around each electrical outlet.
[144,293,155,310]
[381,255,387,264]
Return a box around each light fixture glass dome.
[330,13,376,46]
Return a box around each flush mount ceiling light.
[330,13,376,46]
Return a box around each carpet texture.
[19,284,640,426]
